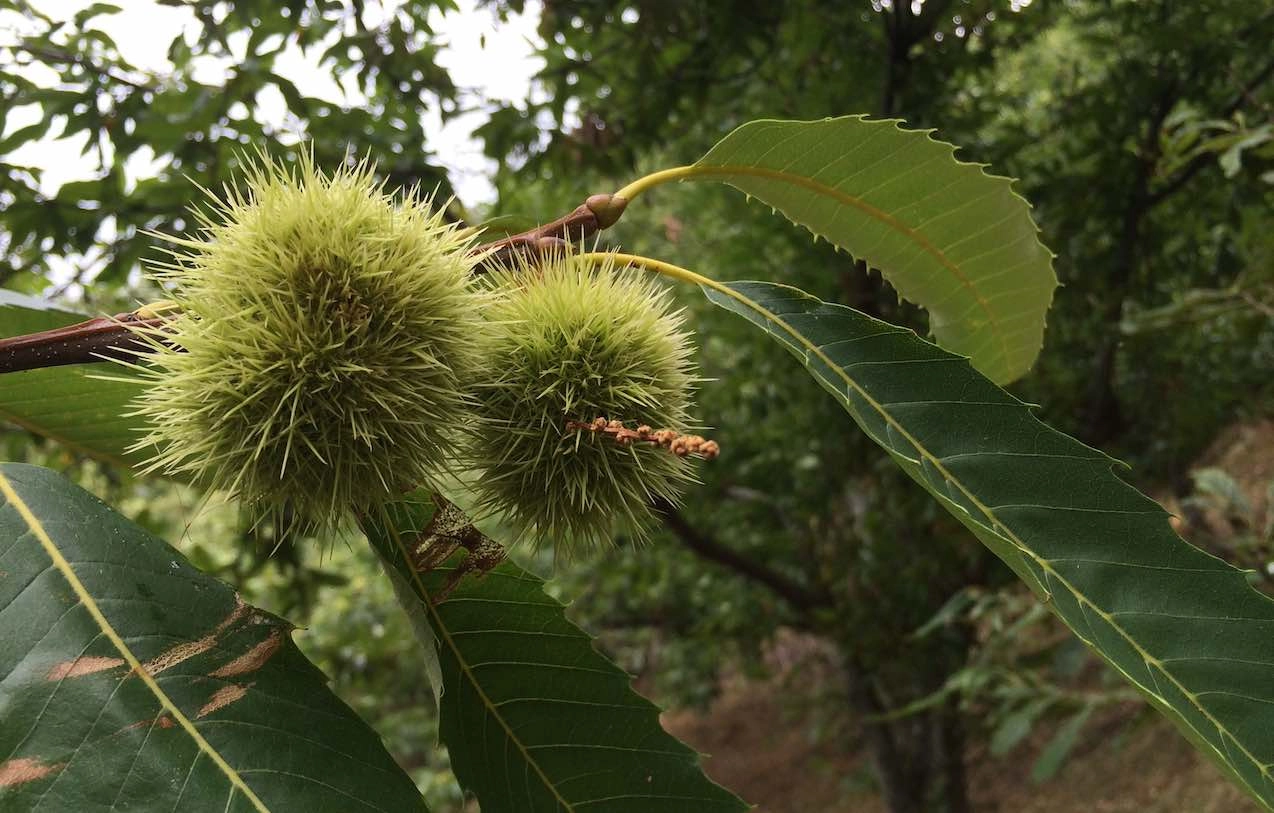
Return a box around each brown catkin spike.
[568,418,720,461]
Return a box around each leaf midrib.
[0,469,268,812]
[679,161,1008,364]
[712,282,1274,808]
[384,526,574,811]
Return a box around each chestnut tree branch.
[0,311,169,374]
[652,497,829,614]
[0,189,635,374]
[473,193,628,268]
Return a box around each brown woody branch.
[474,193,628,269]
[652,497,829,614]
[0,311,169,375]
[0,193,631,375]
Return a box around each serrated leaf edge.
[701,279,1274,810]
[691,115,1059,383]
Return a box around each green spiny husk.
[129,153,485,532]
[469,253,699,550]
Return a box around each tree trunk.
[1081,80,1178,446]
[845,658,971,813]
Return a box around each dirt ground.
[661,419,1274,812]
[664,680,1257,813]
[1197,419,1274,515]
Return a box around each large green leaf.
[362,493,749,813]
[0,463,425,811]
[702,279,1274,810]
[686,116,1057,384]
[0,292,145,466]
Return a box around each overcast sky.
[2,0,546,206]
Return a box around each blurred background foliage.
[2,1,1272,811]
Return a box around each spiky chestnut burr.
[468,253,700,550]
[127,154,485,532]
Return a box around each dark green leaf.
[0,122,55,155]
[73,4,123,25]
[362,493,749,813]
[57,179,108,204]
[0,463,425,811]
[703,279,1274,810]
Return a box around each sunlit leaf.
[688,117,1057,383]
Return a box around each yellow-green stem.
[577,251,731,299]
[612,165,701,202]
[614,162,866,206]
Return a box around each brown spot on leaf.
[140,638,215,677]
[118,714,176,735]
[210,629,283,678]
[409,495,506,605]
[140,594,250,677]
[46,655,125,681]
[0,758,64,788]
[196,683,252,718]
[409,498,475,573]
[412,496,506,604]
